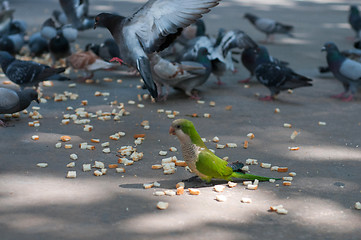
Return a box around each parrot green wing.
[196,149,234,180]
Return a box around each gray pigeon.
[244,13,293,43]
[348,5,361,38]
[0,51,69,89]
[0,88,39,126]
[322,42,361,101]
[53,9,68,26]
[150,47,211,100]
[255,62,312,101]
[0,2,14,35]
[94,0,221,99]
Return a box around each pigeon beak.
[321,46,326,52]
[169,126,176,135]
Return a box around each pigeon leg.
[259,95,274,101]
[136,57,158,99]
[77,71,94,82]
[238,77,251,83]
[0,119,7,127]
[341,94,354,102]
[109,57,124,65]
[331,92,346,99]
[215,76,225,86]
[189,90,201,100]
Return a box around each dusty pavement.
[1,0,361,239]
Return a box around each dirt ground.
[0,0,360,239]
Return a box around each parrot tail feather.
[231,172,281,181]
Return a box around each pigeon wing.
[339,58,361,81]
[127,0,220,53]
[6,61,44,85]
[0,88,19,112]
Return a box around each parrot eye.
[176,125,181,129]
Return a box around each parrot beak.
[169,126,176,135]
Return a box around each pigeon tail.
[37,67,66,81]
[136,56,158,99]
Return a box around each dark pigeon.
[322,42,361,101]
[94,0,221,99]
[48,32,71,64]
[0,87,39,127]
[255,58,312,101]
[348,5,361,38]
[85,38,120,61]
[0,51,69,89]
[28,32,49,57]
[244,13,293,43]
[240,45,288,83]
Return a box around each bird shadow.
[118,177,250,190]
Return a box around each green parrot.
[169,119,280,182]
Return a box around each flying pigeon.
[93,0,221,99]
[181,29,257,85]
[244,13,293,43]
[52,9,68,26]
[0,2,15,35]
[67,50,118,80]
[0,87,39,127]
[150,47,211,100]
[322,42,361,101]
[348,5,361,38]
[240,45,288,83]
[0,51,69,89]
[59,0,95,30]
[255,61,312,101]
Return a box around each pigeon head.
[350,5,359,16]
[198,47,210,56]
[321,42,339,53]
[94,13,125,33]
[0,50,15,70]
[255,45,270,63]
[0,37,15,55]
[244,13,257,23]
[23,89,39,104]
